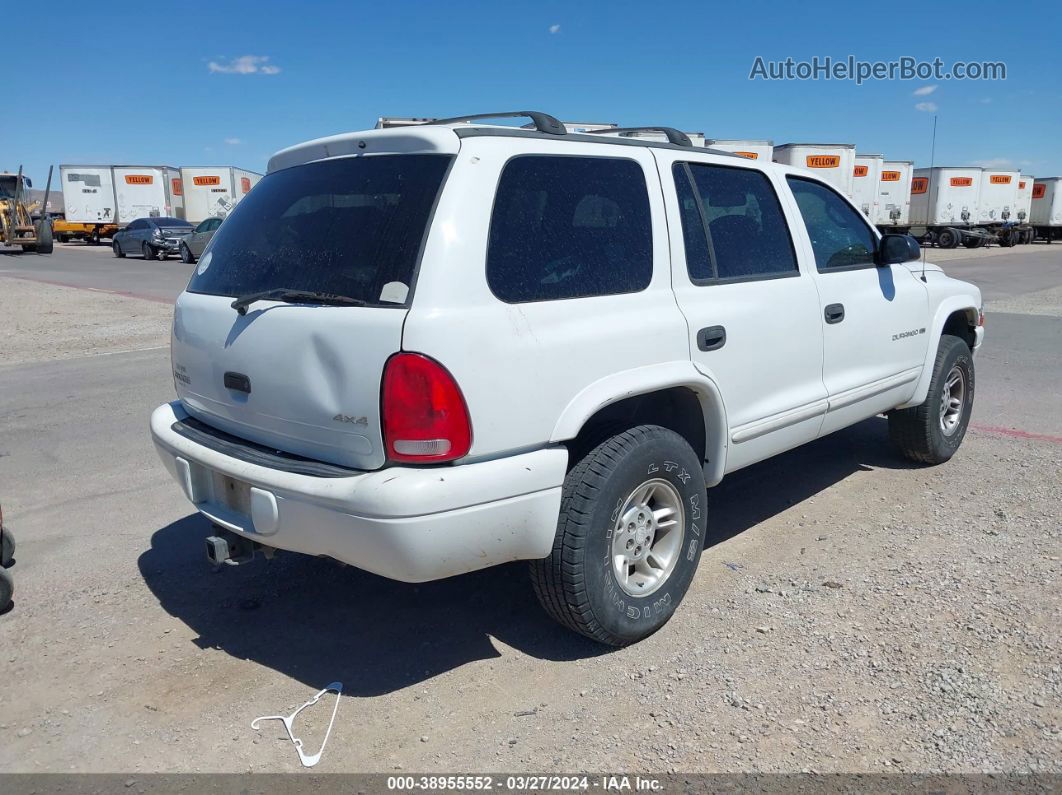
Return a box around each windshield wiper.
[231,288,367,315]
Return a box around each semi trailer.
[1031,177,1062,242]
[909,167,993,248]
[772,143,856,196]
[179,167,263,224]
[874,160,914,233]
[1010,174,1036,244]
[60,164,184,242]
[851,153,884,220]
[974,169,1031,245]
[706,139,774,161]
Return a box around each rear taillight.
[382,353,472,463]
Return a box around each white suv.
[150,112,984,646]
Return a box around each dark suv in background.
[112,217,192,260]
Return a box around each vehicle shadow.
[138,415,916,694]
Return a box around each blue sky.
[6,0,1060,187]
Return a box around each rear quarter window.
[486,155,652,303]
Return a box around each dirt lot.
[0,246,1059,776]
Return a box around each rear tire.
[888,334,974,464]
[113,241,125,258]
[0,569,11,613]
[531,425,705,647]
[1,528,13,568]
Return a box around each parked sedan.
[179,217,222,263]
[112,217,193,260]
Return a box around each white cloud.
[208,55,282,75]
[914,101,938,112]
[970,158,1014,168]
[912,84,938,96]
[224,137,243,145]
[548,24,561,34]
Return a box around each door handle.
[824,303,845,324]
[697,325,727,351]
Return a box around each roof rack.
[429,111,567,136]
[586,127,694,147]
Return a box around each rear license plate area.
[213,472,251,516]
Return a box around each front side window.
[187,154,452,306]
[673,163,797,281]
[787,177,877,270]
[487,155,652,303]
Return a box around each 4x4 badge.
[333,414,368,426]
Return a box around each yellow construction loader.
[1,166,53,253]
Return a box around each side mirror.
[877,233,920,266]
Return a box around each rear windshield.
[156,217,191,226]
[186,154,452,306]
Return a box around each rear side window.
[673,163,797,281]
[786,177,877,270]
[186,154,452,306]
[487,156,652,303]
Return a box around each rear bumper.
[150,402,567,582]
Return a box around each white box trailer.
[975,170,1020,224]
[1014,175,1034,223]
[1031,177,1062,242]
[875,160,913,229]
[112,166,184,224]
[772,143,856,197]
[705,139,773,161]
[910,167,981,226]
[910,167,998,248]
[180,166,263,223]
[60,165,118,224]
[850,154,883,219]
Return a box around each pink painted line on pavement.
[0,274,173,305]
[972,424,1062,445]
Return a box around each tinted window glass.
[128,220,144,230]
[672,165,712,280]
[487,156,652,303]
[187,154,451,306]
[787,177,877,270]
[686,164,797,280]
[154,217,190,226]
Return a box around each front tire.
[180,243,195,264]
[142,242,155,260]
[937,228,960,249]
[531,425,705,646]
[113,241,125,258]
[889,334,975,464]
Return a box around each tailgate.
[172,293,404,470]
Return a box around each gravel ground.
[0,267,1059,776]
[0,277,172,366]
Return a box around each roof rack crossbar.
[587,127,694,147]
[429,111,567,136]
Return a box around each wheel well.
[942,309,977,350]
[567,387,707,467]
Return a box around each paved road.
[0,243,192,302]
[0,245,1059,773]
